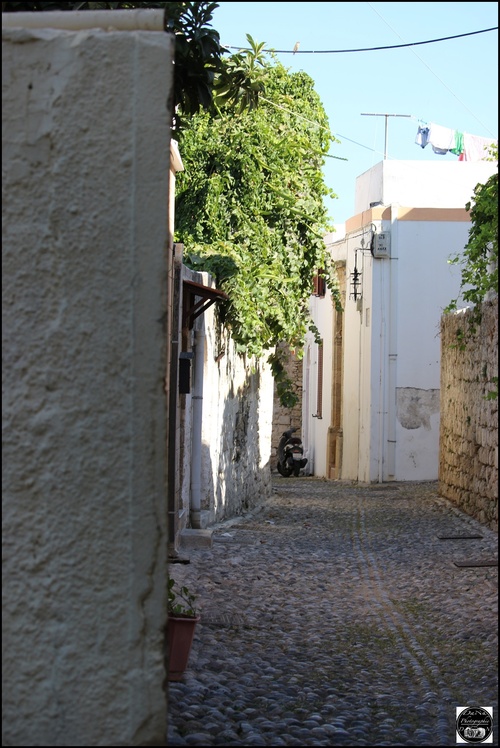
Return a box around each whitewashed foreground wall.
[439,301,498,531]
[2,25,173,746]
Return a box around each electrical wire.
[259,95,387,160]
[224,26,497,55]
[230,18,497,162]
[366,5,496,137]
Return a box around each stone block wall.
[439,300,498,531]
[271,345,304,470]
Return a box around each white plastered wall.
[322,160,497,483]
[305,295,334,477]
[337,213,478,482]
[2,24,173,746]
[391,218,472,480]
[178,268,275,527]
[355,160,497,213]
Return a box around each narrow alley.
[167,477,498,746]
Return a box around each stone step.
[180,528,213,550]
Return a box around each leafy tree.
[176,38,341,405]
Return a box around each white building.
[303,159,497,483]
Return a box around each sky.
[210,1,498,225]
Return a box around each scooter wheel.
[277,461,293,477]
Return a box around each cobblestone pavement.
[167,478,498,746]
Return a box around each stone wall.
[439,300,498,531]
[177,266,275,530]
[202,307,275,521]
[2,25,173,746]
[271,345,304,470]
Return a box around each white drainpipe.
[386,210,399,479]
[190,328,204,529]
[2,9,165,31]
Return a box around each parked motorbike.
[277,427,308,477]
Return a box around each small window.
[312,269,326,298]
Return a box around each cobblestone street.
[167,478,498,746]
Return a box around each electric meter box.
[373,231,391,258]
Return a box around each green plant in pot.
[167,578,200,681]
[168,578,198,617]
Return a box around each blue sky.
[211,2,498,225]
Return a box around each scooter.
[277,427,308,477]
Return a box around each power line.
[366,5,496,137]
[225,26,497,55]
[259,95,387,160]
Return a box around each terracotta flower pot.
[167,614,200,681]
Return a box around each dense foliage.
[445,146,498,341]
[445,147,498,399]
[176,40,341,405]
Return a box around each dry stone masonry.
[439,300,498,531]
[271,345,304,470]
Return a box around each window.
[312,269,326,298]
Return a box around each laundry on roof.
[415,123,497,161]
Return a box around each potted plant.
[166,578,200,681]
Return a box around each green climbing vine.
[444,146,498,400]
[445,146,498,343]
[175,37,342,405]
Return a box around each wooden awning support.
[182,279,228,330]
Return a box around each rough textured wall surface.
[179,268,275,527]
[439,300,498,531]
[203,320,274,522]
[2,27,173,746]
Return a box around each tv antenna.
[361,113,412,159]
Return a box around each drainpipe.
[2,10,166,31]
[377,245,386,484]
[386,208,399,479]
[190,328,204,529]
[167,244,184,555]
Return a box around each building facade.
[304,159,497,483]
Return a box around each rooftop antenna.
[361,113,412,159]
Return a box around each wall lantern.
[349,250,362,301]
